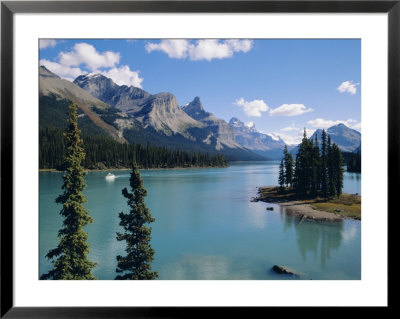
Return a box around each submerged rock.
[271,265,302,277]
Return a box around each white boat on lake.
[105,173,116,181]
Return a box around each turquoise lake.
[39,161,361,280]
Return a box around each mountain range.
[39,66,361,161]
[40,66,264,161]
[228,117,286,159]
[310,124,361,153]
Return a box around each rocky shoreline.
[254,186,360,222]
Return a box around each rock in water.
[272,265,301,277]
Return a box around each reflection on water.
[39,162,361,280]
[280,211,344,268]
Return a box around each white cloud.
[189,39,252,61]
[145,39,253,61]
[145,39,190,59]
[269,104,313,117]
[244,121,255,128]
[280,124,299,132]
[274,128,316,145]
[307,118,361,131]
[266,133,280,141]
[40,42,145,87]
[225,39,253,52]
[58,43,120,71]
[40,59,83,82]
[99,66,143,88]
[351,122,362,131]
[40,39,58,49]
[274,133,303,145]
[337,80,359,95]
[234,98,269,117]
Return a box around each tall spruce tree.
[347,150,361,173]
[312,134,321,196]
[331,143,344,197]
[293,129,310,198]
[40,103,97,280]
[115,161,158,280]
[283,145,294,187]
[320,129,329,200]
[327,135,336,197]
[278,159,285,190]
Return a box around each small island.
[255,186,361,221]
[255,129,361,222]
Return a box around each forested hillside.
[39,127,228,170]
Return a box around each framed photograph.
[1,0,394,316]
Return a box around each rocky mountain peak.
[229,117,244,128]
[74,73,116,91]
[39,65,60,79]
[182,96,208,120]
[229,116,285,158]
[310,124,361,152]
[73,73,150,111]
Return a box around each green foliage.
[115,162,158,280]
[283,145,294,187]
[320,129,329,200]
[124,126,265,161]
[40,94,108,137]
[278,159,285,190]
[39,127,228,170]
[331,144,344,197]
[281,129,344,200]
[91,106,121,129]
[346,150,361,173]
[40,103,97,280]
[312,134,321,196]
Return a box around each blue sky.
[39,39,361,145]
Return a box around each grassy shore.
[256,186,361,221]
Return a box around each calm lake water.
[39,161,361,280]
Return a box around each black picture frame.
[1,0,394,317]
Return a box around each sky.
[39,39,361,145]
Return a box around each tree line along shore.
[39,126,228,170]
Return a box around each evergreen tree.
[327,135,336,197]
[312,134,321,196]
[347,150,361,173]
[39,126,228,170]
[293,129,310,198]
[40,103,97,280]
[115,161,158,280]
[283,145,294,187]
[278,159,285,190]
[320,129,329,200]
[331,143,344,197]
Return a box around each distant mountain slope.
[229,117,285,159]
[73,73,265,161]
[182,97,243,150]
[310,124,361,152]
[287,123,361,157]
[39,66,125,143]
[40,66,110,110]
[74,74,202,137]
[74,73,151,111]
